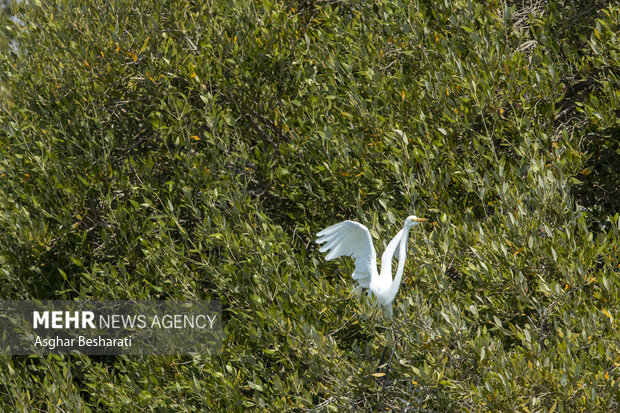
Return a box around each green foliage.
[0,0,619,411]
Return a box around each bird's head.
[405,215,428,228]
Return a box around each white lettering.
[33,311,49,329]
[65,311,79,328]
[82,311,95,329]
[51,311,63,328]
[206,314,217,329]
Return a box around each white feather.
[315,215,426,319]
[316,220,377,289]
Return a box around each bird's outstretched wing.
[316,220,377,289]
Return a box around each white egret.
[315,215,427,319]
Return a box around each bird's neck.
[379,228,403,280]
[385,225,412,302]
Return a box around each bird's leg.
[376,345,388,372]
[381,319,399,391]
[374,306,388,372]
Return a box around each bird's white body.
[316,216,426,318]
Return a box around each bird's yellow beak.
[413,217,428,222]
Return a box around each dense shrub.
[0,0,618,411]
